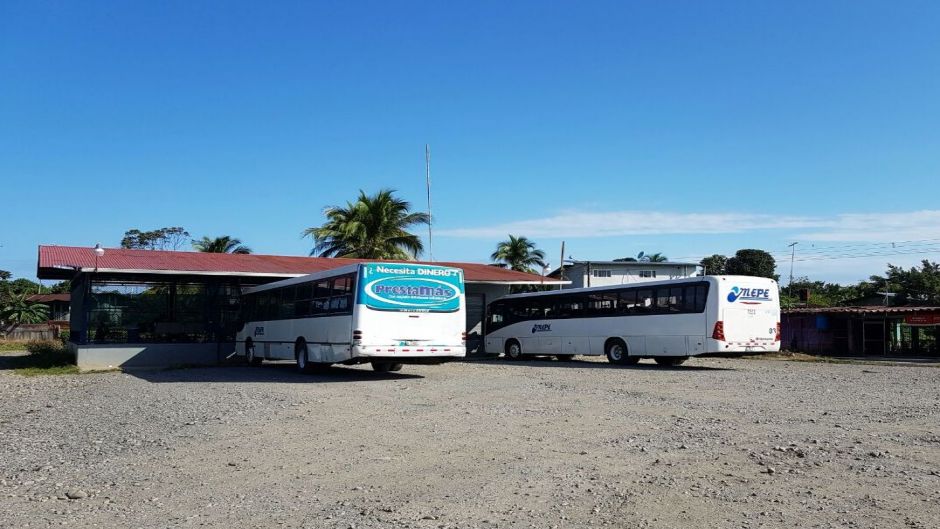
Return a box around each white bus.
[236,262,466,372]
[484,275,780,365]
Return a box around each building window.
[592,269,612,278]
[639,270,656,278]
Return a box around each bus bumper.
[351,345,467,361]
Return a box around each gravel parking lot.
[2,356,939,529]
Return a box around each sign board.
[904,313,940,326]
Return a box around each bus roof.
[242,262,465,295]
[492,275,778,302]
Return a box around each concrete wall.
[73,342,231,370]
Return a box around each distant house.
[26,293,71,323]
[548,261,700,289]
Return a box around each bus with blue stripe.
[236,262,466,372]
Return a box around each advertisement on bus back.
[359,263,464,312]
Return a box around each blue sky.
[2,1,939,284]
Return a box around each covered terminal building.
[37,245,565,369]
[782,306,940,358]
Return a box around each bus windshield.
[357,263,464,312]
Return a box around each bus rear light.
[775,322,781,342]
[712,321,726,341]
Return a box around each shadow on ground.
[466,356,736,371]
[127,362,424,384]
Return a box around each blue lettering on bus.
[727,286,771,303]
[532,323,552,333]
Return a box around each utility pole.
[558,241,566,290]
[788,242,798,288]
[425,144,433,261]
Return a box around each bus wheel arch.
[245,338,262,366]
[505,339,523,360]
[605,338,638,365]
[295,338,309,372]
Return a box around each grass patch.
[0,340,32,352]
[2,340,79,376]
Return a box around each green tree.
[780,277,863,308]
[491,235,547,273]
[192,236,252,254]
[700,254,727,275]
[1,292,49,326]
[303,189,429,259]
[121,227,191,250]
[725,249,778,280]
[868,260,940,305]
[0,270,10,282]
[4,278,43,297]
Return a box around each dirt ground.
[1,356,938,528]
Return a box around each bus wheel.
[295,339,309,372]
[605,339,637,365]
[246,340,262,366]
[505,340,523,360]
[654,356,688,367]
[556,355,575,362]
[372,361,402,372]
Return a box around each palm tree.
[192,236,252,254]
[645,252,668,262]
[491,235,547,273]
[1,293,49,327]
[303,189,430,260]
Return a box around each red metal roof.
[37,245,562,284]
[27,294,70,303]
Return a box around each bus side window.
[329,277,352,313]
[311,280,330,315]
[279,287,296,319]
[295,282,314,317]
[618,289,637,315]
[694,284,708,312]
[489,304,505,328]
[635,289,653,313]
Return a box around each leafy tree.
[780,277,863,308]
[0,270,10,282]
[491,235,547,273]
[121,227,191,250]
[645,252,668,263]
[4,278,43,297]
[868,260,940,305]
[700,254,728,275]
[192,236,252,254]
[303,189,429,259]
[613,257,638,262]
[725,249,778,280]
[46,281,71,294]
[1,292,49,326]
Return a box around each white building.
[550,261,700,289]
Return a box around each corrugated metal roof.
[36,245,564,284]
[26,294,70,303]
[784,306,940,315]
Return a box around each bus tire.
[654,356,688,367]
[295,339,310,372]
[556,355,575,362]
[605,338,637,365]
[505,339,523,360]
[246,339,262,366]
[372,361,402,373]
